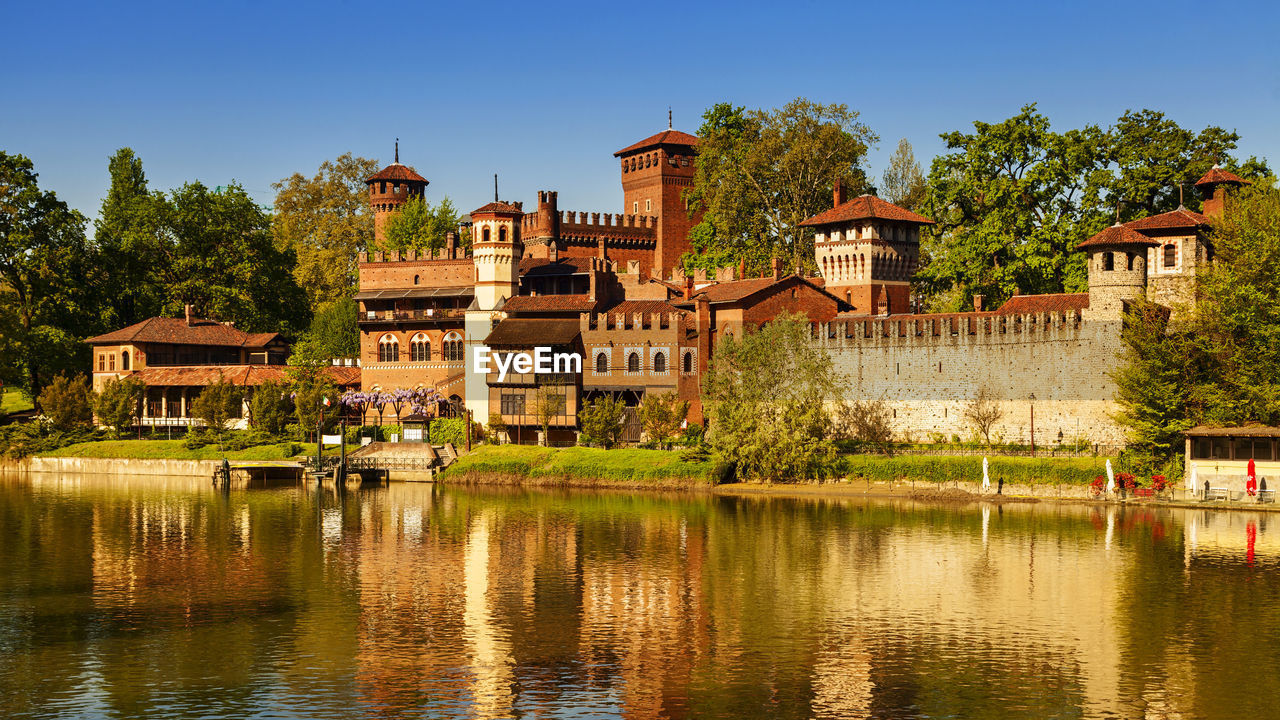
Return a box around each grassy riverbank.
[441,445,728,487]
[37,439,317,461]
[829,453,1113,486]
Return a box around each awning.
[354,287,474,300]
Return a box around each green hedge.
[444,445,727,485]
[828,454,1113,486]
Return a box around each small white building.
[1185,426,1280,493]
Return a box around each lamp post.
[1028,393,1036,457]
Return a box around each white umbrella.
[1188,464,1198,493]
[982,457,991,491]
[1105,459,1116,493]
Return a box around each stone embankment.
[0,456,222,478]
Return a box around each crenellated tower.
[613,122,700,274]
[1077,223,1155,318]
[365,140,428,247]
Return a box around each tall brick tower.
[613,118,700,275]
[366,140,428,247]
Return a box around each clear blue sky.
[5,0,1279,225]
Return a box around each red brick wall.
[358,260,474,289]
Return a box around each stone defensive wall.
[812,310,1127,446]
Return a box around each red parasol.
[1247,458,1258,496]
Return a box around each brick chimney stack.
[833,180,847,208]
[973,294,984,312]
[684,275,694,300]
[184,304,193,326]
[445,230,457,259]
[771,257,782,281]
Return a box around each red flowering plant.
[1116,472,1138,490]
[1090,476,1106,496]
[1151,475,1168,492]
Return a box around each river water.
[0,476,1277,719]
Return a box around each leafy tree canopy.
[381,196,461,253]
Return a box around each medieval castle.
[88,127,1250,447]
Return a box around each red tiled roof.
[1077,224,1159,250]
[994,293,1090,315]
[129,365,360,388]
[85,317,281,348]
[484,318,581,347]
[1195,166,1250,187]
[681,274,851,310]
[800,194,935,227]
[1125,208,1209,231]
[366,164,427,184]
[471,201,524,216]
[519,256,596,276]
[614,129,699,156]
[502,294,599,313]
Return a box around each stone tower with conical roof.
[365,140,428,247]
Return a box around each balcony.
[359,308,467,324]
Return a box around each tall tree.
[687,98,878,273]
[381,196,461,252]
[288,298,359,364]
[0,152,103,400]
[880,138,927,213]
[272,153,379,307]
[917,105,1108,310]
[95,148,168,327]
[161,181,309,336]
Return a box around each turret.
[1078,223,1156,318]
[365,140,428,247]
[471,200,525,310]
[1195,164,1250,219]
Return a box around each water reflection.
[0,475,1278,719]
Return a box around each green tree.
[36,373,94,431]
[162,182,309,336]
[95,148,168,327]
[93,376,144,438]
[578,395,627,449]
[190,376,243,440]
[381,196,462,252]
[918,105,1108,311]
[1111,299,1194,462]
[702,313,841,481]
[290,365,338,438]
[0,152,104,401]
[531,384,565,447]
[289,298,359,364]
[880,138,928,213]
[248,379,291,436]
[687,98,878,274]
[487,412,508,444]
[639,391,689,449]
[272,153,379,307]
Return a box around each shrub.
[248,380,291,436]
[190,377,243,441]
[37,374,93,431]
[834,398,895,455]
[579,395,627,448]
[639,392,689,449]
[93,376,145,438]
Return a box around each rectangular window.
[645,199,652,212]
[633,201,638,213]
[98,355,105,372]
[1233,437,1252,460]
[1255,439,1275,461]
[109,355,115,371]
[1193,438,1212,460]
[500,393,525,417]
[1211,437,1230,460]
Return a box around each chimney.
[684,275,694,300]
[833,179,847,208]
[973,294,984,312]
[184,304,193,326]
[597,236,607,260]
[445,230,457,259]
[771,257,782,281]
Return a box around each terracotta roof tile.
[994,293,1090,315]
[129,365,359,388]
[1125,208,1209,231]
[484,318,581,347]
[1195,166,1250,187]
[85,317,281,348]
[366,164,427,184]
[471,201,524,216]
[1077,224,1159,250]
[801,194,935,227]
[614,129,699,156]
[502,294,599,314]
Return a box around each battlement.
[580,310,683,332]
[521,210,659,233]
[811,309,1092,348]
[358,247,471,264]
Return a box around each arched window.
[443,331,464,362]
[653,351,667,373]
[683,351,694,373]
[413,274,420,285]
[482,227,490,243]
[627,352,640,373]
[595,352,608,373]
[411,333,431,362]
[1163,244,1176,268]
[378,333,399,363]
[1103,252,1114,271]
[121,351,130,371]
